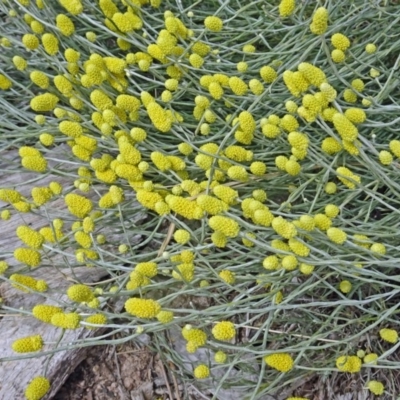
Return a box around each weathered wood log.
[0,267,109,399]
[0,147,136,399]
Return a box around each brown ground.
[56,343,397,400]
[56,342,206,400]
[54,343,355,400]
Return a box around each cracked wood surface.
[0,148,115,399]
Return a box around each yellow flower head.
[65,193,93,218]
[21,156,47,173]
[127,271,149,290]
[204,16,223,32]
[367,381,384,395]
[194,364,210,379]
[136,190,163,212]
[336,166,360,189]
[135,262,158,278]
[336,355,361,373]
[196,194,229,215]
[288,238,310,257]
[39,133,54,146]
[51,312,81,329]
[219,270,235,284]
[327,227,347,244]
[12,335,43,353]
[67,284,94,302]
[339,280,352,293]
[30,93,59,112]
[172,262,194,282]
[379,328,398,343]
[56,14,75,36]
[84,314,107,329]
[112,12,142,33]
[279,0,296,17]
[22,33,40,50]
[189,53,204,68]
[14,248,41,267]
[310,7,328,35]
[365,43,377,54]
[10,274,47,293]
[59,0,83,15]
[25,376,50,400]
[166,195,203,220]
[331,33,350,51]
[363,353,378,364]
[42,33,59,55]
[272,216,297,239]
[156,311,174,324]
[182,325,207,347]
[297,62,326,87]
[214,350,227,363]
[32,304,63,323]
[249,78,264,95]
[0,188,21,203]
[344,108,366,124]
[212,321,236,341]
[264,353,294,372]
[16,225,44,249]
[103,56,127,74]
[379,150,393,166]
[13,55,28,71]
[227,165,248,182]
[173,229,191,244]
[0,74,12,90]
[125,298,161,318]
[280,114,299,132]
[147,102,172,132]
[54,75,73,95]
[208,216,240,238]
[229,76,248,95]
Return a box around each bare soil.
[56,340,207,400]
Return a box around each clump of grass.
[1,0,400,398]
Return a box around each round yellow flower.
[331,49,345,63]
[212,321,236,341]
[22,33,40,50]
[367,380,384,395]
[194,364,210,379]
[336,355,361,373]
[67,284,94,303]
[339,280,352,294]
[218,270,235,284]
[363,353,378,364]
[331,33,350,51]
[279,0,296,17]
[214,350,227,363]
[208,216,240,238]
[327,227,347,244]
[379,328,398,343]
[25,376,50,400]
[156,311,174,324]
[32,305,63,323]
[204,16,223,32]
[135,262,158,278]
[264,353,294,372]
[125,298,161,318]
[51,312,81,329]
[84,314,107,329]
[365,43,377,54]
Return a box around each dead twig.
[158,359,174,400]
